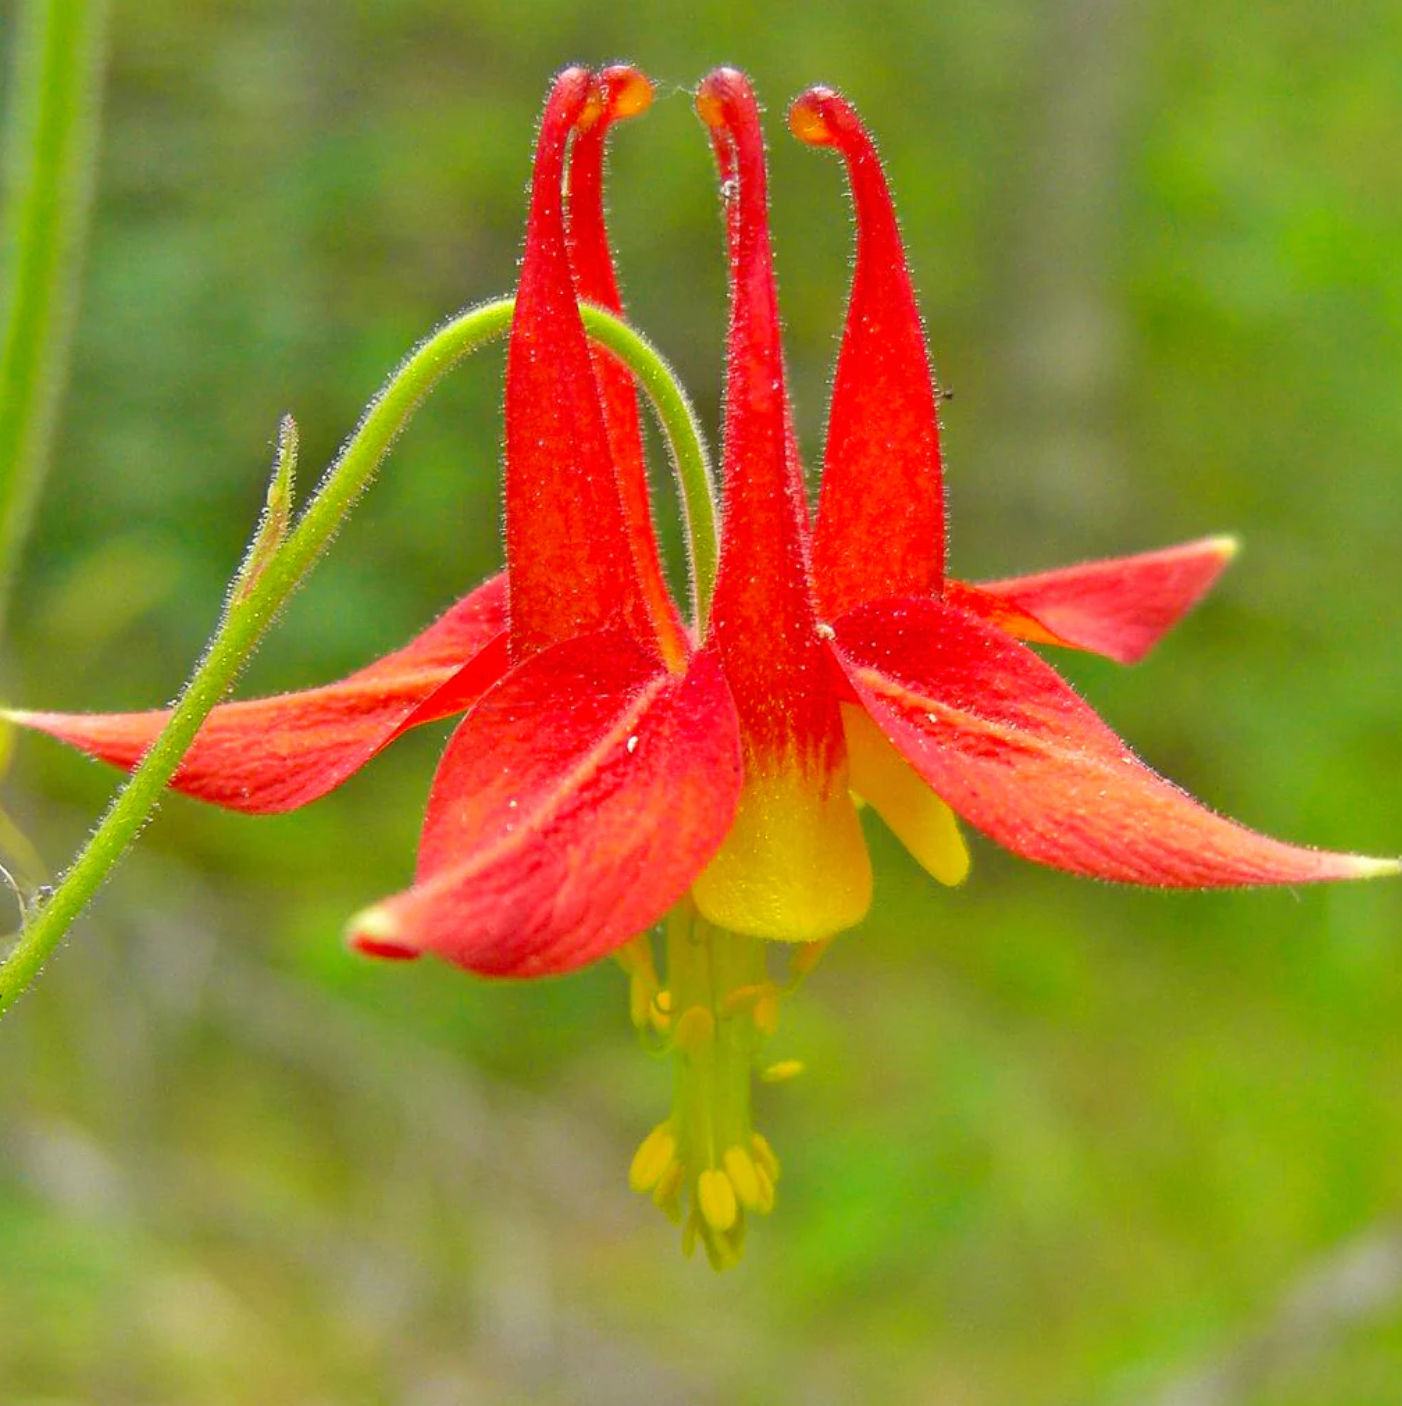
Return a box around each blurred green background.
[3,0,1401,1401]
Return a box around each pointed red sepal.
[832,595,1396,886]
[505,68,658,661]
[566,67,689,665]
[8,576,510,814]
[792,86,947,617]
[947,536,1241,664]
[345,631,742,977]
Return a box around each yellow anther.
[614,934,651,976]
[753,1161,776,1214]
[789,939,831,981]
[619,937,662,1030]
[752,991,780,1037]
[704,1225,742,1272]
[628,1124,676,1194]
[719,982,773,1016]
[760,1058,805,1083]
[723,1145,764,1211]
[624,910,805,1264]
[751,1131,781,1185]
[697,1167,739,1232]
[673,1005,716,1052]
[652,1158,685,1219]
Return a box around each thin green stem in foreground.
[0,298,714,1017]
[0,0,111,639]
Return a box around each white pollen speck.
[508,798,518,808]
[815,622,836,641]
[626,735,639,754]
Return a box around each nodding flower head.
[10,64,1395,1270]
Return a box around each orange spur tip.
[788,87,841,146]
[695,67,751,129]
[551,64,592,95]
[544,66,596,132]
[598,65,653,121]
[789,86,870,154]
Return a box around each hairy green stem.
[0,298,715,1016]
[0,0,110,638]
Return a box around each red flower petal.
[690,70,871,938]
[567,66,689,666]
[8,576,510,814]
[347,631,742,976]
[505,68,658,660]
[948,536,1240,664]
[694,68,832,758]
[833,595,1396,886]
[792,86,947,617]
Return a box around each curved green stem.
[0,298,714,1017]
[0,0,111,640]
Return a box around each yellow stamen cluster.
[616,903,820,1270]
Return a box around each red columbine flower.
[11,66,1395,1269]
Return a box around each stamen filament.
[625,899,808,1269]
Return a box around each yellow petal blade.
[692,760,872,940]
[842,703,970,886]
